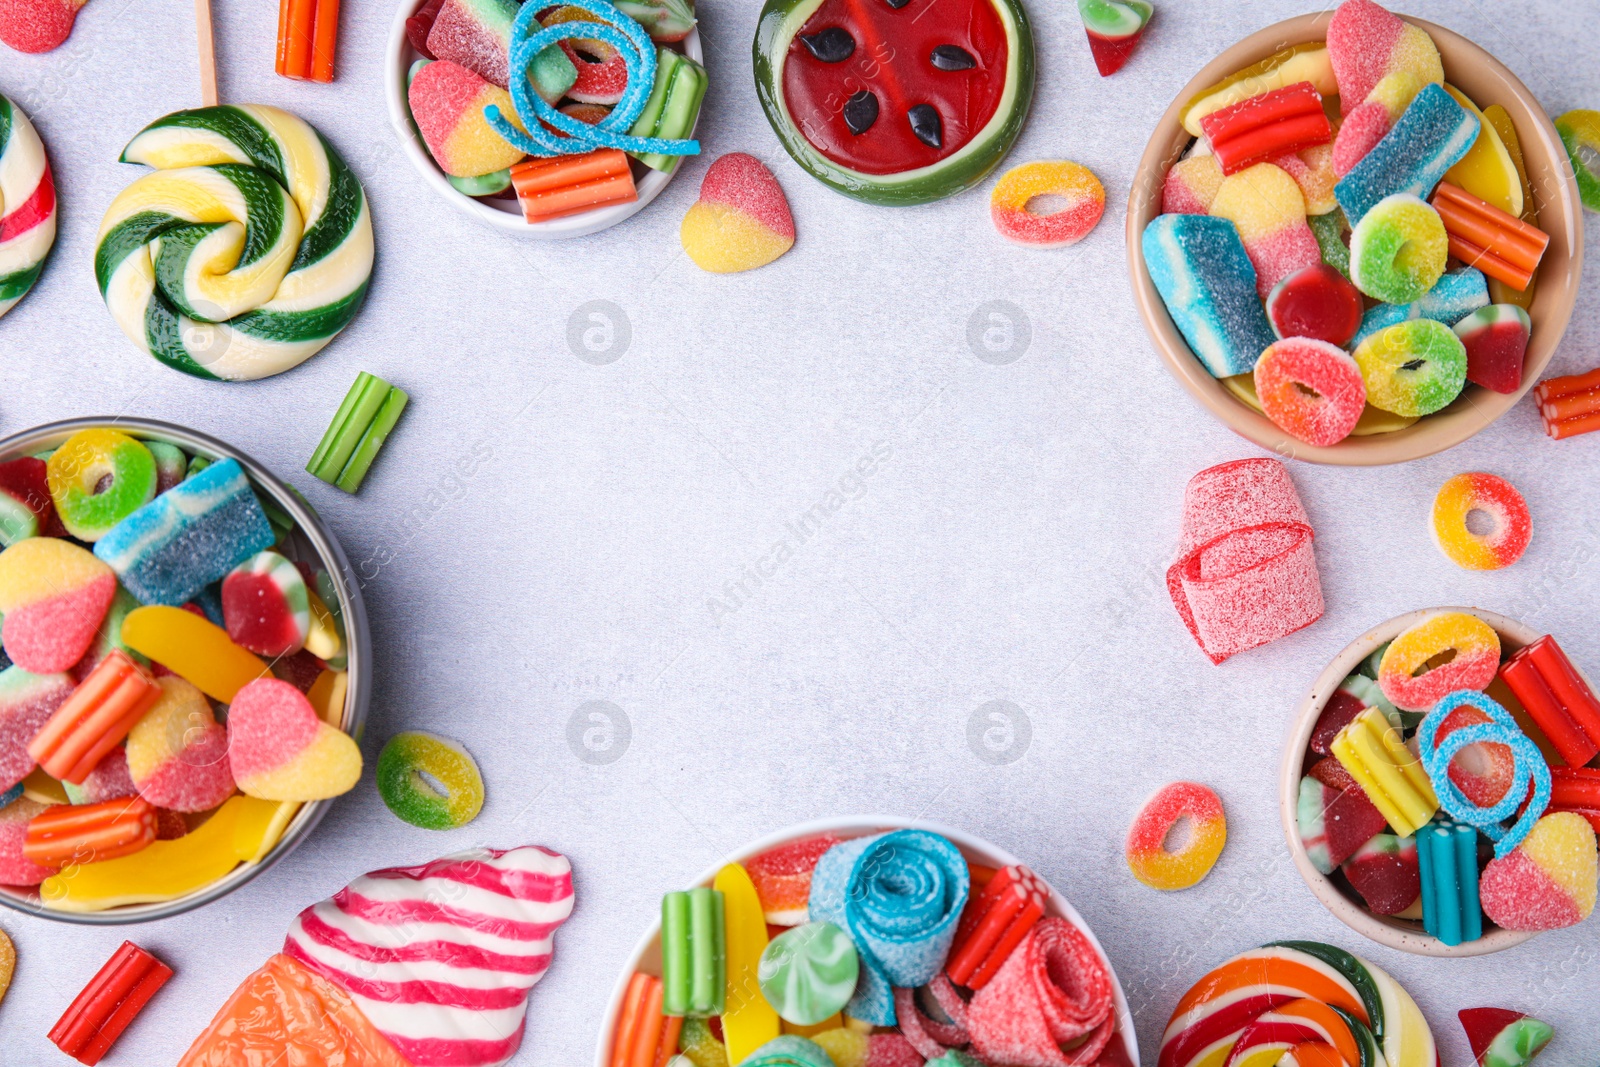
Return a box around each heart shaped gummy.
[227,677,361,802]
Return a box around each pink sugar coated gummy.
[990,161,1106,247]
[0,0,86,53]
[1254,337,1367,447]
[1209,162,1322,297]
[1167,458,1323,663]
[682,154,796,274]
[0,538,117,674]
[1479,812,1597,931]
[1266,263,1364,346]
[127,676,235,812]
[426,0,518,86]
[866,1034,924,1067]
[1274,143,1339,216]
[409,60,526,178]
[1433,701,1515,809]
[1326,0,1443,175]
[1162,155,1223,215]
[0,666,74,791]
[223,551,311,658]
[63,746,139,805]
[227,677,361,801]
[0,796,52,885]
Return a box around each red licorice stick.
[274,0,292,74]
[1201,81,1331,175]
[965,893,1047,990]
[309,0,340,82]
[48,942,172,1065]
[1538,367,1600,404]
[1546,410,1600,440]
[946,866,1028,985]
[1541,389,1600,423]
[1552,767,1600,808]
[1500,651,1599,768]
[1524,636,1600,746]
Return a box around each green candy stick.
[335,385,408,493]
[662,891,693,1015]
[308,371,385,481]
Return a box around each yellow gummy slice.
[38,795,290,911]
[1442,86,1522,217]
[810,1029,868,1067]
[1482,104,1538,310]
[304,587,343,662]
[307,669,349,726]
[122,605,269,703]
[1519,812,1598,920]
[713,862,780,1065]
[1182,42,1337,137]
[1210,162,1307,241]
[22,767,68,805]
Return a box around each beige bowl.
[1127,13,1585,466]
[1277,606,1593,956]
[595,817,1141,1066]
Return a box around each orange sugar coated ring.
[1125,781,1227,891]
[1430,472,1531,571]
[989,161,1106,247]
[1377,611,1501,712]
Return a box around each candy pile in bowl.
[608,828,1134,1067]
[403,0,706,224]
[1295,610,1599,948]
[0,428,360,914]
[1144,0,1551,448]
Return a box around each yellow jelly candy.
[307,668,349,725]
[0,927,13,1008]
[304,586,343,662]
[38,794,291,911]
[1182,42,1338,136]
[1442,86,1522,217]
[1483,104,1539,310]
[22,766,68,805]
[121,605,269,702]
[713,862,781,1065]
[810,1028,868,1067]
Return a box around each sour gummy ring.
[44,429,158,541]
[1349,192,1448,304]
[1353,318,1467,417]
[1125,781,1226,891]
[1419,690,1550,856]
[1431,472,1531,571]
[1377,611,1501,712]
[376,731,485,829]
[1253,337,1367,447]
[989,161,1105,247]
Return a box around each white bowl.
[594,816,1142,1067]
[385,1,703,238]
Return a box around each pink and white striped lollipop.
[284,845,576,1067]
[0,94,56,320]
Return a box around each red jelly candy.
[1266,263,1364,346]
[1310,686,1367,756]
[49,941,173,1065]
[1341,833,1420,915]
[1455,304,1531,395]
[1458,1007,1553,1066]
[1305,756,1388,870]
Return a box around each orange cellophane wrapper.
[178,954,410,1067]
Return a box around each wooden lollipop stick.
[196,0,219,106]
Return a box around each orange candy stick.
[275,0,292,74]
[652,1014,683,1067]
[1538,367,1600,404]
[309,0,339,82]
[27,651,161,784]
[1541,389,1600,423]
[511,149,638,224]
[1547,410,1600,440]
[609,972,653,1067]
[24,797,157,868]
[1431,182,1549,290]
[626,975,666,1067]
[282,0,316,79]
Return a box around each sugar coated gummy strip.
[1334,84,1476,225]
[307,372,409,492]
[1141,214,1275,378]
[488,0,700,159]
[966,918,1115,1067]
[1351,267,1487,346]
[1419,690,1550,856]
[49,941,173,1066]
[1415,818,1482,946]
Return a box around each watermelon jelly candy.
[94,458,274,607]
[1298,756,1387,873]
[745,833,842,925]
[426,0,519,86]
[1076,0,1151,77]
[0,538,117,673]
[1342,833,1419,915]
[1455,304,1531,395]
[1458,1008,1553,1067]
[0,456,62,546]
[1310,673,1394,756]
[1142,214,1274,378]
[223,552,311,658]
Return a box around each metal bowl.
[0,417,370,925]
[594,816,1142,1067]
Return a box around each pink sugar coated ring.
[1430,472,1531,571]
[1254,337,1368,447]
[1125,781,1227,891]
[1377,611,1501,712]
[990,161,1106,247]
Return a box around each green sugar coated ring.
[1350,193,1448,305]
[757,921,860,1025]
[45,429,158,541]
[375,731,485,829]
[1353,319,1468,417]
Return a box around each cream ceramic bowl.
[1128,13,1584,465]
[0,418,370,925]
[1277,606,1594,956]
[385,0,703,237]
[595,817,1141,1066]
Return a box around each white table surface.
[2,0,1598,1062]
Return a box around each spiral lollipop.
[94,105,373,382]
[0,94,57,320]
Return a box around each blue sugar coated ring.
[487,0,700,159]
[1418,689,1551,857]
